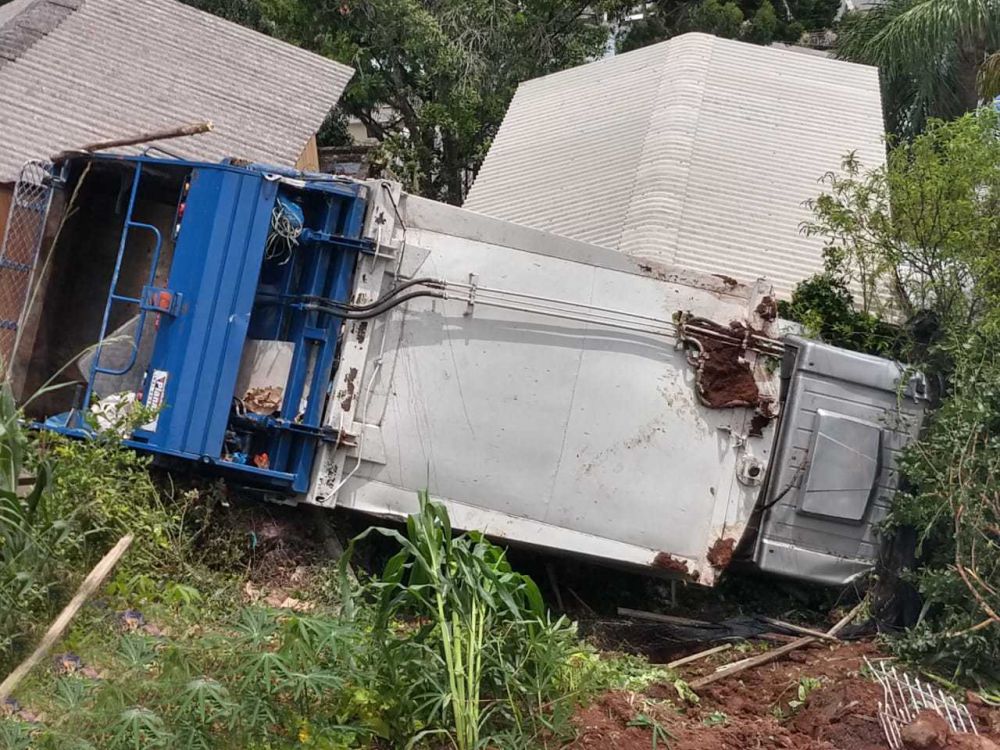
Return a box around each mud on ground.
[567,642,1000,750]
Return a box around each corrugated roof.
[0,0,32,29]
[0,0,353,182]
[464,33,885,298]
[1,0,81,67]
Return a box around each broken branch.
[617,607,712,627]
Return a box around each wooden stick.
[694,635,817,687]
[690,599,867,689]
[826,599,868,636]
[618,607,712,627]
[566,588,596,616]
[51,121,213,161]
[667,643,732,669]
[759,616,840,642]
[0,534,134,702]
[715,654,755,672]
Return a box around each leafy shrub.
[778,274,902,357]
[0,386,189,668]
[802,111,1000,685]
[888,334,1000,683]
[41,433,172,566]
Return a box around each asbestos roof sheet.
[0,0,353,183]
[464,33,885,298]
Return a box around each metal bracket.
[464,272,478,317]
[140,285,183,317]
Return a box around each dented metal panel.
[316,195,781,584]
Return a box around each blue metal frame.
[84,162,164,400]
[42,154,372,494]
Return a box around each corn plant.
[0,381,74,662]
[344,490,545,749]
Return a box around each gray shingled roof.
[0,0,354,182]
[465,33,885,299]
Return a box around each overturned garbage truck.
[18,153,927,587]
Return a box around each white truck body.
[308,189,927,586]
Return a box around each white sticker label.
[143,369,168,431]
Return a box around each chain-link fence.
[0,160,55,373]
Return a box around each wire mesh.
[866,657,978,749]
[0,160,55,373]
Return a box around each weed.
[703,710,728,726]
[672,678,700,705]
[343,490,580,748]
[569,650,673,692]
[628,712,674,749]
[0,383,78,666]
[788,676,823,712]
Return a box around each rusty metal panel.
[464,33,885,299]
[318,196,782,584]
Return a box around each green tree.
[687,0,746,38]
[618,0,836,53]
[803,111,1000,328]
[188,0,621,204]
[804,110,1000,679]
[836,0,1000,138]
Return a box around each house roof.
[0,0,353,183]
[464,33,885,299]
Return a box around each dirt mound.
[568,691,832,750]
[570,693,667,750]
[566,642,1000,750]
[788,679,885,750]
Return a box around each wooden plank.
[295,135,320,172]
[690,599,866,689]
[0,534,133,702]
[759,616,840,642]
[696,636,818,687]
[667,643,732,669]
[618,607,712,627]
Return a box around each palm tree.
[836,0,1000,137]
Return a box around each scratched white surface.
[330,201,779,583]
